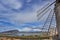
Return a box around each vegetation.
[0,32,50,39]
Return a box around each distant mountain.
[0,30,20,35]
[0,29,48,36]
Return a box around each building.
[55,0,60,40]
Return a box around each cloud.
[0,0,23,9]
[18,27,42,32]
[0,0,56,32]
[0,0,50,23]
[12,13,37,23]
[33,29,41,31]
[0,12,37,24]
[18,27,32,32]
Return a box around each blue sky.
[0,0,56,32]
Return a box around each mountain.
[0,30,20,35]
[0,29,48,36]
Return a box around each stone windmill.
[55,0,60,40]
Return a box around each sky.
[0,0,56,32]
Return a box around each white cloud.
[9,12,37,24]
[18,27,32,32]
[33,29,41,31]
[0,0,22,9]
[0,9,37,26]
[0,0,50,24]
[18,27,42,32]
[0,0,56,32]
